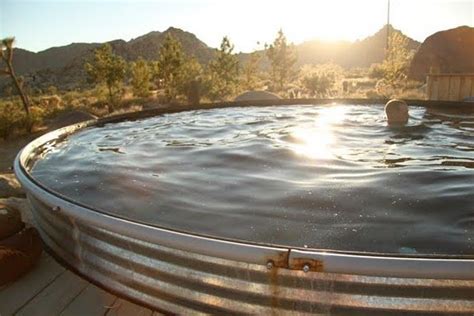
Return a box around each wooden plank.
[430,76,440,100]
[426,75,433,100]
[105,298,153,316]
[459,77,474,100]
[15,270,88,316]
[59,284,117,316]
[471,77,474,98]
[0,253,65,315]
[448,76,461,101]
[437,76,450,100]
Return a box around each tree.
[130,57,151,97]
[207,36,240,101]
[381,31,414,86]
[266,29,297,91]
[0,37,31,129]
[176,57,203,105]
[241,51,261,91]
[156,34,186,101]
[85,44,126,113]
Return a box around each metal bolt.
[52,206,61,212]
[303,264,310,273]
[266,260,274,270]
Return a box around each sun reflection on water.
[291,106,347,160]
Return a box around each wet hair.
[385,99,409,125]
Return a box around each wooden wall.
[427,74,474,101]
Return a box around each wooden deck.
[0,252,163,316]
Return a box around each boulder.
[0,197,34,225]
[234,91,281,102]
[0,227,43,286]
[0,203,24,240]
[408,26,474,81]
[0,173,24,198]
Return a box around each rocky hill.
[295,25,419,67]
[12,27,214,75]
[408,26,474,80]
[5,27,215,91]
[3,25,420,92]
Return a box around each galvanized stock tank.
[15,100,474,314]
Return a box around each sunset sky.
[1,0,473,53]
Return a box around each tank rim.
[14,99,474,280]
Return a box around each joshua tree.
[0,37,31,122]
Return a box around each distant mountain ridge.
[5,25,420,91]
[12,27,214,75]
[294,25,420,67]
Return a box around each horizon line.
[8,23,430,54]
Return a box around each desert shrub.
[0,101,22,138]
[344,67,368,79]
[368,63,385,79]
[365,89,384,99]
[36,95,63,116]
[0,100,43,138]
[398,89,426,100]
[299,63,343,97]
[29,105,46,127]
[61,90,83,105]
[375,78,425,99]
[46,85,58,95]
[404,80,424,90]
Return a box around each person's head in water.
[385,99,409,125]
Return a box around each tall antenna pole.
[386,0,391,53]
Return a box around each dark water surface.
[30,105,474,256]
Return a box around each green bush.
[0,101,28,139]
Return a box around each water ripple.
[30,104,474,256]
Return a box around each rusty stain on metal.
[268,260,280,312]
[291,257,325,272]
[266,249,289,312]
[269,249,289,269]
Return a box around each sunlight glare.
[291,106,346,160]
